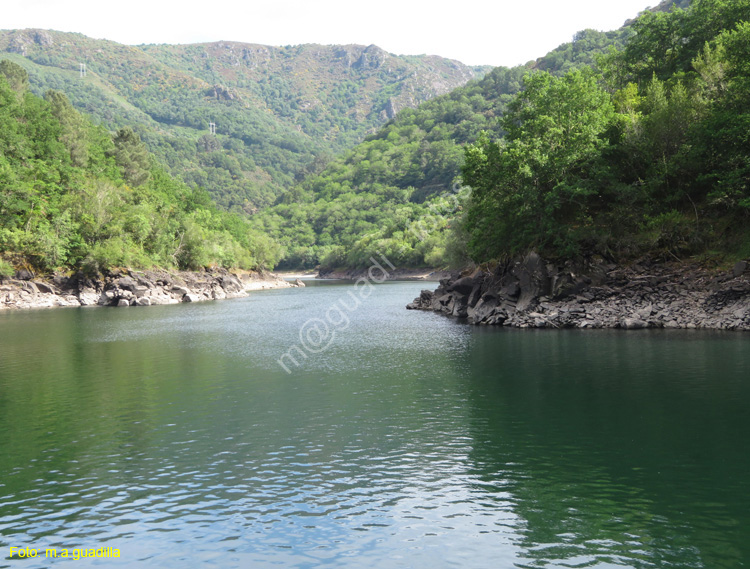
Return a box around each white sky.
[3,0,657,67]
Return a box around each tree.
[0,60,29,94]
[45,90,90,167]
[463,69,615,260]
[112,127,151,187]
[695,23,750,211]
[620,9,686,84]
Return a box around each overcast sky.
[4,0,657,67]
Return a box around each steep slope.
[528,0,692,75]
[0,30,487,211]
[251,65,527,269]
[0,60,280,277]
[252,2,664,269]
[461,0,750,265]
[256,0,750,271]
[142,41,481,146]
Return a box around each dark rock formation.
[407,253,750,331]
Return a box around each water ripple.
[1,283,749,568]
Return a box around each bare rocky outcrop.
[210,84,240,101]
[0,267,298,311]
[407,253,750,331]
[6,29,54,55]
[353,45,389,70]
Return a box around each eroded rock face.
[0,268,292,310]
[407,253,750,331]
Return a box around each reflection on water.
[0,282,748,568]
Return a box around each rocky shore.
[407,253,750,331]
[0,267,297,311]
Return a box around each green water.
[0,280,748,568]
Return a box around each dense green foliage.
[533,0,692,77]
[262,0,749,270]
[0,61,280,274]
[463,0,750,263]
[532,28,631,75]
[0,32,485,213]
[251,66,528,269]
[251,11,659,270]
[464,69,615,259]
[7,0,746,273]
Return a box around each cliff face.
[407,253,750,331]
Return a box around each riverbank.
[407,253,750,331]
[275,271,318,280]
[317,267,451,281]
[0,267,296,311]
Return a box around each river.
[1,280,748,568]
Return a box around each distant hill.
[0,29,488,211]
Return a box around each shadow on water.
[458,327,750,568]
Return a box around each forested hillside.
[4,0,743,276]
[0,61,279,277]
[463,0,750,264]
[253,0,750,271]
[250,1,654,269]
[251,65,527,269]
[0,30,486,211]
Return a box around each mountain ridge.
[0,29,488,211]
